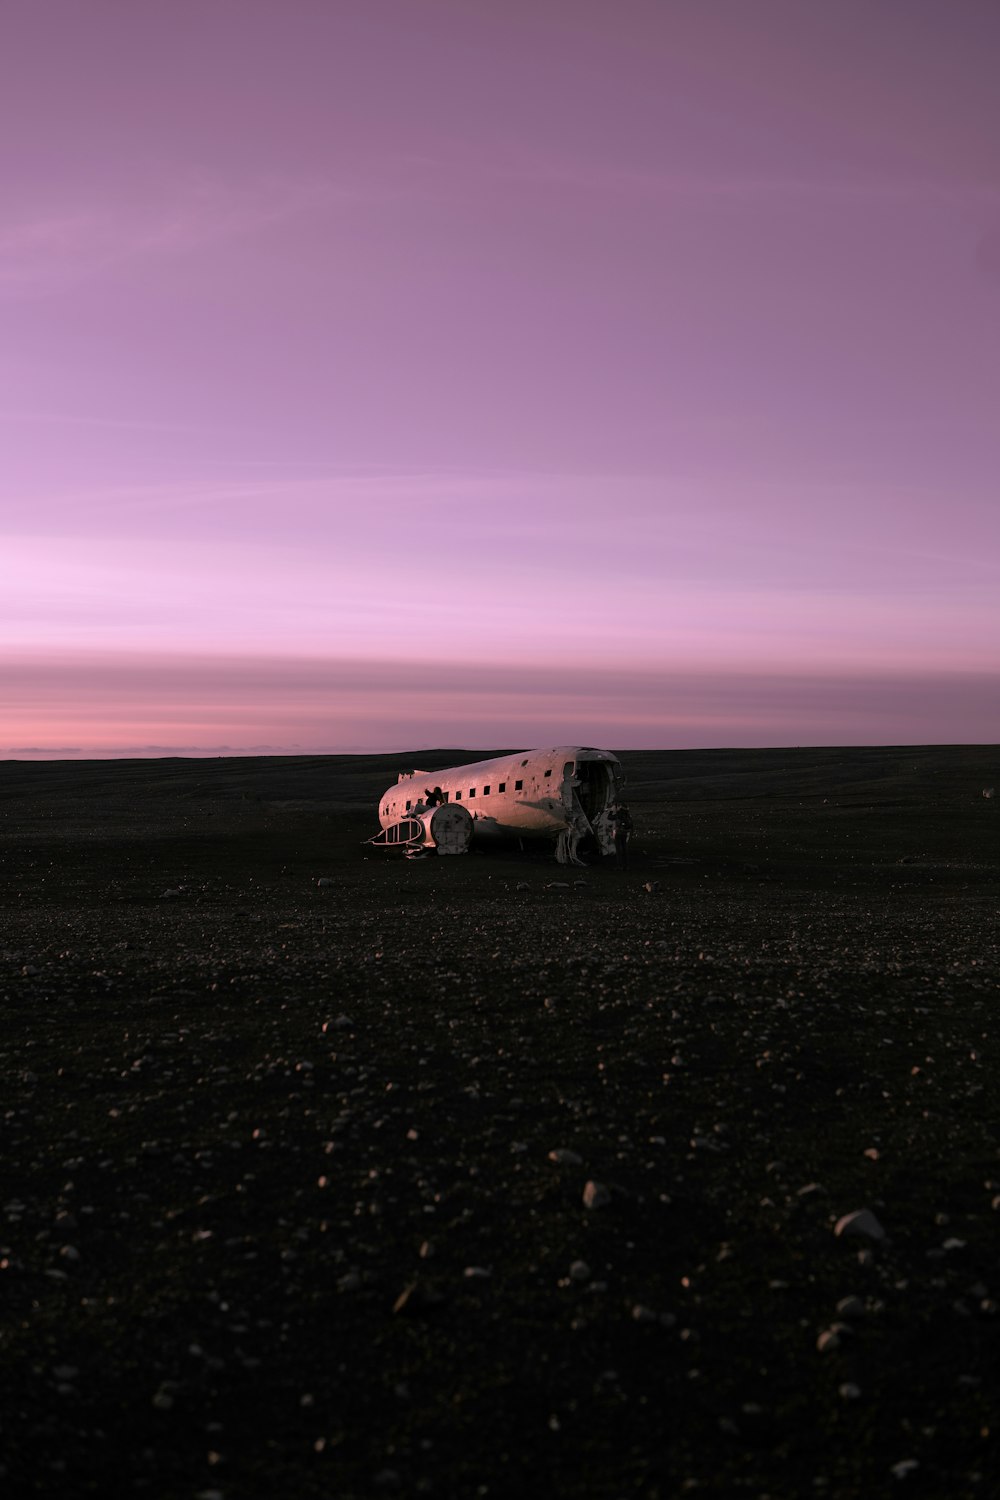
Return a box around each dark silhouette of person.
[609,802,634,870]
[425,786,444,807]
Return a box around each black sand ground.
[1,746,998,1499]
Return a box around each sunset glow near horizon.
[3,0,998,757]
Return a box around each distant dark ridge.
[1,743,996,813]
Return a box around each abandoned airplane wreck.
[368,746,625,864]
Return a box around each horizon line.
[4,739,998,764]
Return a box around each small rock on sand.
[834,1209,886,1241]
[583,1181,611,1210]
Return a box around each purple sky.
[3,0,998,755]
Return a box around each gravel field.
[1,746,998,1499]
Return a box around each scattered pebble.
[582,1181,611,1210]
[834,1209,886,1242]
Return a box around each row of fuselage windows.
[403,780,515,812]
[392,768,555,817]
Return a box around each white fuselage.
[377,746,623,861]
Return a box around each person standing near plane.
[609,802,633,869]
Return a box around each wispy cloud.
[1,148,514,301]
[0,174,337,297]
[12,146,989,307]
[399,138,1000,210]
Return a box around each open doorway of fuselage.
[575,760,614,822]
[570,760,617,860]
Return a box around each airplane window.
[405,800,411,811]
[514,779,523,791]
[483,785,490,795]
[469,788,476,798]
[455,790,462,799]
[498,782,506,792]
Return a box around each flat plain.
[1,745,998,1499]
